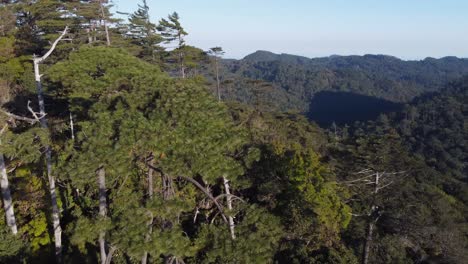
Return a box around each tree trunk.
[362,221,374,264]
[34,59,63,262]
[99,0,111,46]
[33,27,68,262]
[215,57,221,101]
[0,152,17,235]
[142,157,154,264]
[69,112,75,141]
[147,157,154,200]
[98,167,107,264]
[141,212,153,264]
[179,52,185,79]
[223,177,236,240]
[362,172,381,264]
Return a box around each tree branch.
[33,26,69,64]
[0,108,39,124]
[145,163,228,223]
[177,175,228,224]
[27,100,46,122]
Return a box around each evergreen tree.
[208,47,225,101]
[127,0,164,64]
[157,12,188,78]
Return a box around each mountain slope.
[216,51,468,119]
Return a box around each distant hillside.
[214,51,468,119]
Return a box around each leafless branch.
[0,108,39,124]
[33,26,69,64]
[27,101,46,122]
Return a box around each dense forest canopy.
[0,1,466,264]
[216,50,468,115]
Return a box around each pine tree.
[208,47,225,101]
[157,12,188,78]
[48,47,250,262]
[127,0,164,64]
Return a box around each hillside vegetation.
[0,1,466,264]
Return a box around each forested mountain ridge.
[217,50,468,114]
[385,79,468,181]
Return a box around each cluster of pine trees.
[0,1,466,263]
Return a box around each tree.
[0,106,45,236]
[158,12,188,78]
[208,47,225,101]
[32,26,69,262]
[48,47,251,262]
[127,0,164,64]
[343,169,406,264]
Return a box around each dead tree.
[32,26,69,261]
[96,166,110,264]
[223,176,236,240]
[343,169,406,264]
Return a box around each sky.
[113,0,468,60]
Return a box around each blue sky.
[113,0,468,60]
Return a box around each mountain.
[216,51,468,124]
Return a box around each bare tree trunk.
[98,166,107,264]
[99,0,111,46]
[86,27,92,44]
[0,152,17,235]
[33,27,68,262]
[104,246,116,264]
[147,157,154,200]
[178,34,185,78]
[215,57,221,101]
[362,172,381,264]
[223,176,236,240]
[362,221,374,264]
[142,157,154,264]
[141,211,153,264]
[34,69,63,262]
[179,51,185,79]
[69,112,75,141]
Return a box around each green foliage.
[283,152,351,244]
[214,50,468,114]
[0,1,466,263]
[199,205,283,264]
[126,0,164,64]
[0,226,24,261]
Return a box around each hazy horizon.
[114,0,468,60]
[226,49,468,61]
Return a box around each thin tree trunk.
[142,157,154,264]
[362,172,381,264]
[86,27,92,44]
[179,51,185,79]
[69,112,75,141]
[98,167,107,264]
[104,246,116,264]
[33,27,68,262]
[215,57,221,101]
[34,59,63,263]
[35,64,63,263]
[362,221,374,264]
[178,35,185,78]
[147,157,154,200]
[0,152,17,235]
[223,176,235,240]
[99,0,111,46]
[141,211,153,264]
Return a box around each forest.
[0,1,466,264]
